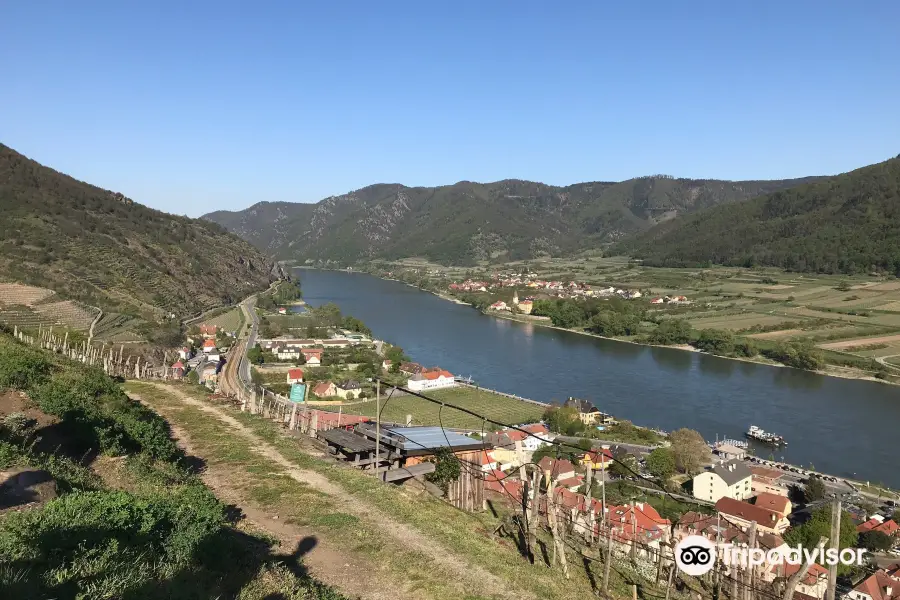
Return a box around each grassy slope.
[126,381,698,600]
[0,333,344,599]
[0,143,274,319]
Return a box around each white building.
[407,370,457,392]
[692,460,753,503]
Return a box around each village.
[197,289,900,600]
[448,271,691,311]
[9,280,900,600]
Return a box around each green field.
[376,257,900,375]
[320,386,546,430]
[204,306,244,333]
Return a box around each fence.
[12,324,178,381]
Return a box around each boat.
[745,425,787,446]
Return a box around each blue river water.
[297,268,899,487]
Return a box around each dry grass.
[819,334,900,350]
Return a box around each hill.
[203,175,817,265]
[0,333,343,598]
[617,156,900,274]
[0,144,277,320]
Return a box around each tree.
[543,406,581,435]
[859,530,893,552]
[609,453,637,479]
[784,507,859,574]
[424,447,461,492]
[576,438,593,452]
[645,319,694,345]
[668,428,710,475]
[693,329,735,355]
[247,344,264,365]
[646,447,676,480]
[385,344,410,365]
[341,315,372,337]
[803,477,827,503]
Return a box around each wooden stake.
[781,536,828,600]
[826,500,841,600]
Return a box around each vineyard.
[0,282,98,333]
[320,386,546,430]
[92,312,146,343]
[203,307,244,334]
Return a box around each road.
[554,435,657,457]
[876,354,900,372]
[218,295,258,397]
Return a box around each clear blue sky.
[2,1,898,217]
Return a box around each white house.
[275,346,300,361]
[178,346,192,360]
[692,460,753,503]
[407,369,457,392]
[479,450,498,473]
[519,423,553,452]
[286,368,304,384]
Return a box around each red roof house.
[287,369,304,384]
[852,569,900,600]
[858,518,900,536]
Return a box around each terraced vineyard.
[91,312,146,343]
[0,282,98,334]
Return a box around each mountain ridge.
[205,173,822,265]
[615,155,900,274]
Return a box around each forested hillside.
[619,156,900,274]
[0,144,276,317]
[204,175,815,265]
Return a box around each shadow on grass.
[1,519,345,600]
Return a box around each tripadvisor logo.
[675,535,866,577]
[675,536,716,576]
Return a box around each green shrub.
[0,343,52,390]
[31,368,179,461]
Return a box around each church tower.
[512,291,519,307]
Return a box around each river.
[297,268,899,488]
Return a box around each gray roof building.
[712,459,753,486]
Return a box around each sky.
[2,1,898,217]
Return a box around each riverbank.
[385,275,897,387]
[296,267,900,487]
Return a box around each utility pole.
[714,512,722,599]
[826,500,841,600]
[744,521,757,600]
[375,380,381,478]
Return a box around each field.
[0,282,99,334]
[377,255,900,377]
[203,306,244,334]
[320,385,546,430]
[92,312,145,342]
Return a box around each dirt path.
[137,410,387,600]
[134,382,525,600]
